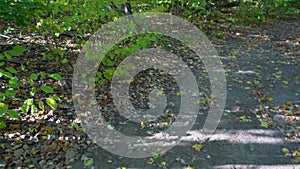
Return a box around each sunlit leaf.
[31,105,37,114]
[30,87,37,96]
[147,158,154,164]
[49,73,62,80]
[46,98,57,110]
[140,122,147,129]
[265,97,273,102]
[21,64,26,71]
[274,75,281,79]
[30,73,38,81]
[0,103,8,115]
[1,71,13,78]
[192,144,203,151]
[152,153,159,159]
[244,87,251,90]
[24,99,34,106]
[21,104,29,115]
[51,95,62,103]
[41,85,54,93]
[83,157,93,166]
[38,100,44,110]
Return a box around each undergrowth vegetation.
[0,0,299,128]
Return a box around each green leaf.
[46,98,57,110]
[282,147,289,153]
[103,68,114,80]
[260,121,269,128]
[0,53,4,60]
[40,71,46,79]
[6,67,17,74]
[9,45,25,56]
[31,105,37,114]
[5,88,16,98]
[152,153,159,159]
[30,87,37,96]
[61,58,68,64]
[9,77,19,88]
[0,102,8,115]
[0,117,7,129]
[0,93,5,101]
[24,98,34,106]
[38,100,44,110]
[30,73,38,81]
[51,95,62,103]
[21,104,29,115]
[1,71,13,78]
[21,64,26,71]
[83,157,94,166]
[4,52,12,60]
[7,110,19,118]
[49,73,62,80]
[193,159,199,165]
[102,58,116,66]
[41,86,54,93]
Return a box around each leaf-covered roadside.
[254,102,300,162]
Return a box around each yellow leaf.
[160,122,168,127]
[42,135,48,139]
[46,98,57,110]
[192,144,203,151]
[30,149,36,155]
[265,97,273,101]
[147,158,154,164]
[259,105,264,111]
[244,87,251,90]
[140,122,146,129]
[184,166,195,169]
[239,115,246,120]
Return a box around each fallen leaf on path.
[192,144,203,151]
